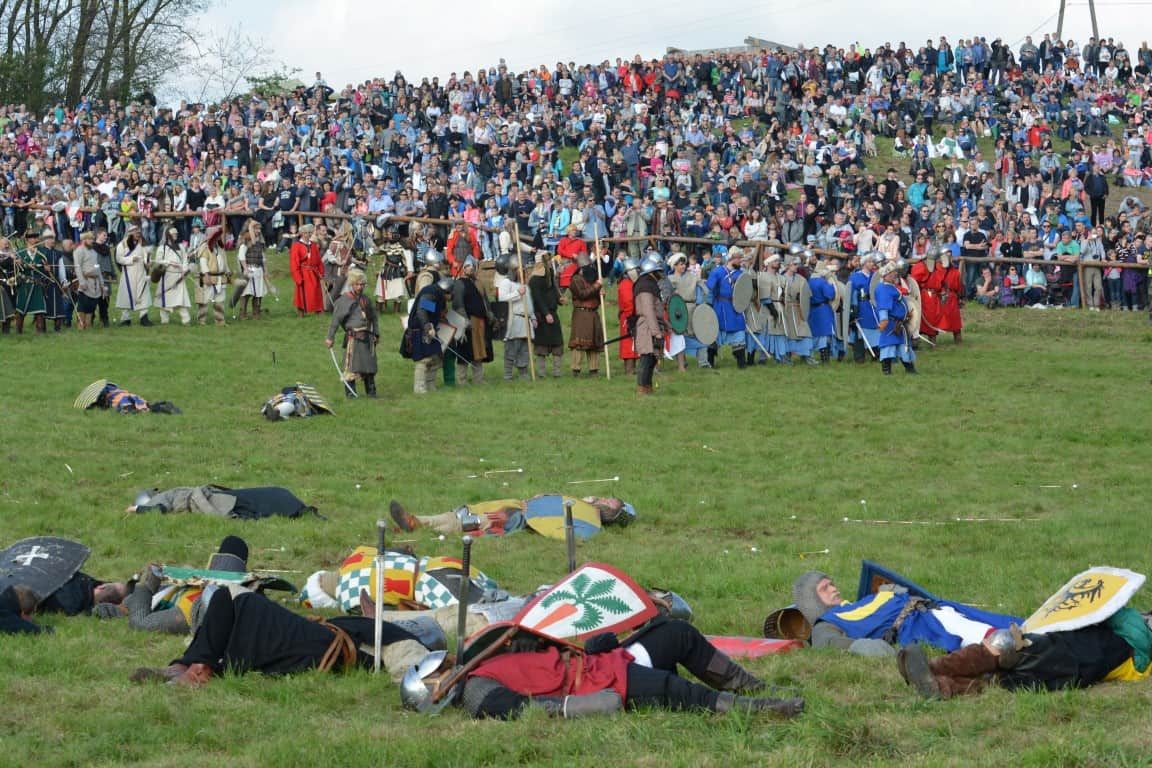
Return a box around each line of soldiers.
[368,240,967,397]
[0,222,270,333]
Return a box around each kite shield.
[1022,566,1145,635]
[0,537,91,602]
[523,495,601,540]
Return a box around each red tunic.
[937,266,964,332]
[617,277,639,360]
[470,646,633,700]
[556,237,588,290]
[290,240,324,313]
[910,262,944,338]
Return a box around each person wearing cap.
[152,228,190,326]
[290,224,324,316]
[790,570,1017,658]
[326,268,379,398]
[874,260,917,375]
[705,247,749,368]
[114,225,153,326]
[667,252,705,370]
[72,231,105,331]
[527,255,564,378]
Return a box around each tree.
[0,0,209,110]
[181,25,279,104]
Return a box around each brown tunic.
[567,272,604,350]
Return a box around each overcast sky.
[174,0,1152,100]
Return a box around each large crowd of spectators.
[3,30,1152,312]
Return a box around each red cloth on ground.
[470,646,633,700]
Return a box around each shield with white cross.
[0,537,91,602]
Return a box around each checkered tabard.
[336,565,373,612]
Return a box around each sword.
[373,520,386,674]
[563,500,577,574]
[455,536,473,664]
[743,306,772,358]
[854,320,877,358]
[329,346,358,398]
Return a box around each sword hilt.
[564,500,577,574]
[376,519,387,554]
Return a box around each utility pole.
[1088,0,1099,40]
[1057,0,1066,39]
[1056,0,1098,41]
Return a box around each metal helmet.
[621,255,641,277]
[389,615,448,652]
[639,252,665,276]
[787,242,805,256]
[649,588,694,622]
[936,245,952,268]
[423,248,445,267]
[436,276,455,293]
[399,650,452,712]
[133,489,155,507]
[273,401,296,420]
[494,255,511,275]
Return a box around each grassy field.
[2,267,1152,768]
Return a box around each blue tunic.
[817,590,1019,652]
[873,282,908,347]
[706,266,746,335]
[849,270,877,327]
[808,277,837,337]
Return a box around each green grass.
[2,267,1152,767]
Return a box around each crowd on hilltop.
[2,30,1152,325]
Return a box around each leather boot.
[881,359,893,376]
[897,645,941,699]
[344,379,358,399]
[389,500,421,532]
[364,375,377,398]
[253,298,262,318]
[707,345,717,368]
[636,385,652,396]
[130,663,188,683]
[34,315,45,334]
[928,643,997,698]
[139,314,153,327]
[535,356,547,380]
[734,349,746,369]
[697,651,765,692]
[819,347,831,363]
[953,330,962,346]
[902,361,918,375]
[168,662,214,687]
[714,692,804,718]
[552,357,562,378]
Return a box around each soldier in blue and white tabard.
[849,252,881,363]
[873,261,918,375]
[807,262,839,364]
[705,248,747,368]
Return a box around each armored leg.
[552,355,562,378]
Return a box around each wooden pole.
[1077,261,1087,309]
[512,223,536,382]
[593,234,611,381]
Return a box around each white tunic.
[115,242,152,311]
[237,243,267,298]
[496,275,534,340]
[153,244,191,309]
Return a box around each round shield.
[691,304,719,346]
[668,294,689,334]
[731,273,755,313]
[74,379,109,410]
